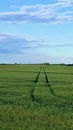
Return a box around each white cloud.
[0,0,73,24]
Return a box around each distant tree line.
[0,63,73,66]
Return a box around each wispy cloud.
[0,0,73,24]
[0,33,73,54]
[0,34,44,54]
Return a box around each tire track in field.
[28,67,56,108]
[26,67,42,108]
[26,66,66,109]
[43,67,56,96]
[31,67,42,101]
[43,67,64,98]
[26,67,57,109]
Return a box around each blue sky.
[0,0,73,64]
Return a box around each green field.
[0,64,73,130]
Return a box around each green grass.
[0,64,73,130]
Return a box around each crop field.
[0,64,73,130]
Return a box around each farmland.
[0,64,73,130]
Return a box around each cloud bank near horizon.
[0,33,73,54]
[0,33,73,64]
